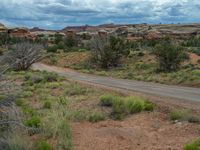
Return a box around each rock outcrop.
[0,23,7,33]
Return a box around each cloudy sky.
[0,0,200,29]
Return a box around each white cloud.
[0,0,199,29]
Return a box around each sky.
[0,0,200,29]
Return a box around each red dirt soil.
[189,53,200,67]
[72,112,200,150]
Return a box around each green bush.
[125,97,145,114]
[100,94,118,107]
[183,36,200,47]
[72,110,88,121]
[57,122,73,150]
[0,95,5,101]
[25,116,41,128]
[43,101,52,109]
[144,101,154,111]
[197,59,200,64]
[48,56,58,65]
[20,91,33,98]
[154,40,187,72]
[112,98,126,115]
[58,96,68,106]
[24,86,35,91]
[33,139,52,150]
[170,110,186,121]
[47,45,58,53]
[192,70,200,76]
[100,95,154,120]
[42,72,59,82]
[88,113,105,123]
[65,84,87,96]
[64,36,77,48]
[111,113,125,120]
[184,139,200,150]
[15,99,25,106]
[22,107,36,116]
[90,35,126,69]
[135,62,151,70]
[45,82,60,89]
[170,110,199,123]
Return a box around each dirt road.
[32,63,200,103]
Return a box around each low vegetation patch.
[100,94,119,107]
[170,110,200,123]
[43,101,52,109]
[25,116,41,128]
[100,94,154,120]
[88,113,105,123]
[33,139,52,150]
[184,139,200,150]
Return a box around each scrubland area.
[0,25,200,150]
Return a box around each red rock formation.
[98,30,107,37]
[65,30,76,37]
[145,31,162,40]
[8,28,37,40]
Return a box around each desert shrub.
[100,94,119,107]
[23,86,35,92]
[47,45,58,53]
[38,34,45,38]
[57,42,65,50]
[15,99,25,106]
[111,113,125,120]
[90,35,126,69]
[184,139,200,150]
[22,107,36,116]
[42,72,59,82]
[112,98,126,115]
[0,94,5,101]
[58,96,68,106]
[154,40,187,72]
[20,91,33,98]
[193,49,200,56]
[72,110,88,121]
[170,110,199,123]
[65,84,87,96]
[144,101,154,111]
[45,82,60,89]
[125,97,145,114]
[25,116,41,128]
[48,56,58,65]
[88,113,105,123]
[2,42,44,71]
[197,59,200,64]
[43,101,52,109]
[135,62,151,70]
[170,110,187,121]
[0,33,9,46]
[33,139,52,150]
[54,33,63,45]
[8,143,26,150]
[57,122,73,150]
[188,115,200,123]
[100,95,154,120]
[64,36,77,48]
[192,70,200,76]
[37,93,55,102]
[183,36,200,47]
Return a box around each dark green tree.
[154,40,188,72]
